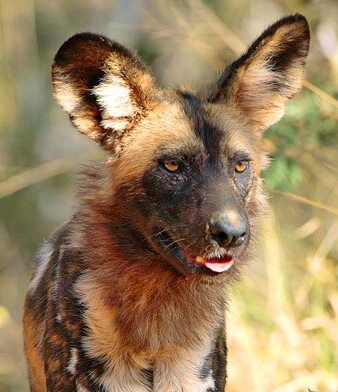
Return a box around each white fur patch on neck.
[28,242,53,292]
[67,347,79,375]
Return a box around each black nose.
[209,210,247,248]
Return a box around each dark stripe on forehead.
[178,91,223,164]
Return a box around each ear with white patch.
[210,14,310,133]
[52,33,158,153]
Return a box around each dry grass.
[0,1,337,391]
[228,215,338,391]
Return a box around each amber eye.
[235,160,249,173]
[163,160,180,173]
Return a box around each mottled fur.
[24,14,309,392]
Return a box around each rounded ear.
[210,14,310,133]
[52,33,158,153]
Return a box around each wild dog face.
[52,15,309,276]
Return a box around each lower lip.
[155,228,235,274]
[196,255,234,273]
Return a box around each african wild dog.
[23,14,309,392]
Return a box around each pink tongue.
[204,259,234,273]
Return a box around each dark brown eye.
[235,160,249,173]
[163,160,180,173]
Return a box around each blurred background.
[0,0,337,391]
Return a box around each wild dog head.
[52,15,309,276]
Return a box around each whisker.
[146,223,191,242]
[163,238,186,251]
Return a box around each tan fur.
[211,17,309,133]
[74,266,225,391]
[24,16,309,392]
[110,100,202,188]
[23,311,46,392]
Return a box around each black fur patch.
[140,365,154,388]
[179,92,224,165]
[199,349,213,380]
[212,327,227,392]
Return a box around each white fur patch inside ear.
[53,80,81,113]
[93,74,135,120]
[101,118,130,133]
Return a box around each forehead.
[178,93,260,160]
[115,94,262,182]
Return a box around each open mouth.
[195,255,234,273]
[155,229,234,274]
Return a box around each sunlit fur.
[24,14,309,392]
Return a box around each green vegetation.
[0,1,337,391]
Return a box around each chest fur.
[60,268,226,391]
[74,269,226,353]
